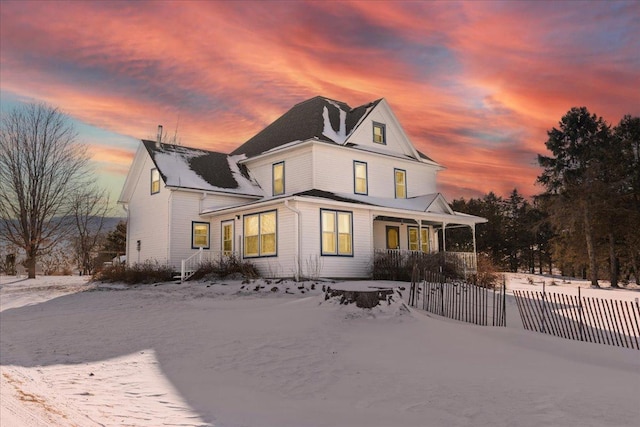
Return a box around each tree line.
[450,108,639,288]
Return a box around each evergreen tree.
[538,107,613,287]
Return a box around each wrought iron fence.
[408,270,506,327]
[513,287,640,350]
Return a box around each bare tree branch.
[0,103,91,278]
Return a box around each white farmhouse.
[118,96,486,280]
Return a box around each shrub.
[372,252,460,282]
[188,254,259,281]
[471,253,501,289]
[93,260,174,284]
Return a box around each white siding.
[209,204,297,278]
[296,201,373,278]
[313,144,438,198]
[169,192,258,270]
[126,154,171,266]
[347,105,414,157]
[243,145,313,196]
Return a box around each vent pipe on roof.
[156,125,163,147]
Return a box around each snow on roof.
[322,105,347,144]
[299,190,442,212]
[142,140,263,197]
[231,96,382,157]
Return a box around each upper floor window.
[192,221,210,249]
[273,162,284,196]
[394,168,406,199]
[151,168,160,194]
[321,209,353,256]
[354,161,368,195]
[244,210,277,257]
[373,122,386,144]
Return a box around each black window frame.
[373,122,386,144]
[320,208,354,257]
[242,210,278,258]
[394,168,407,199]
[191,221,211,249]
[272,161,285,196]
[353,161,368,195]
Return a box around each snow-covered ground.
[1,274,639,427]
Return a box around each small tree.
[0,103,90,278]
[71,186,111,275]
[102,220,126,258]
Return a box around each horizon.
[1,1,638,211]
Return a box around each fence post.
[578,287,584,342]
[501,276,506,327]
[440,273,444,316]
[541,281,546,334]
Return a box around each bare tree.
[71,186,111,275]
[0,103,90,278]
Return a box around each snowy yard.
[1,274,639,427]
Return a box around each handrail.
[181,247,203,282]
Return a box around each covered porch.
[371,211,484,277]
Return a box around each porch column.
[441,221,447,253]
[472,224,477,255]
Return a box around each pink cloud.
[1,1,637,203]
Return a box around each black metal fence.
[513,287,640,350]
[408,270,506,327]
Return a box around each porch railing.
[180,250,240,282]
[445,251,477,274]
[373,249,477,281]
[181,248,203,282]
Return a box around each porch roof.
[201,188,487,225]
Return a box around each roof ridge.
[141,139,227,156]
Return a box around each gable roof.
[141,140,263,197]
[230,96,381,158]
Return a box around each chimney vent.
[156,125,163,146]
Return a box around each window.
[222,221,234,255]
[408,227,419,251]
[421,228,430,253]
[321,209,353,256]
[394,168,406,199]
[192,222,210,249]
[272,162,284,196]
[373,122,386,144]
[354,161,368,195]
[243,211,277,257]
[151,168,160,194]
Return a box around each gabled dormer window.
[373,122,386,144]
[354,161,368,195]
[273,162,284,196]
[151,168,160,194]
[394,168,406,199]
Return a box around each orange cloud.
[1,1,637,203]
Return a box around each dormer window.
[373,122,386,144]
[151,168,160,194]
[273,162,284,196]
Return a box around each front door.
[386,226,400,250]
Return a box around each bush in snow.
[188,254,259,281]
[93,260,174,284]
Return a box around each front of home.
[118,96,486,279]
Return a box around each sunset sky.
[1,0,639,212]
